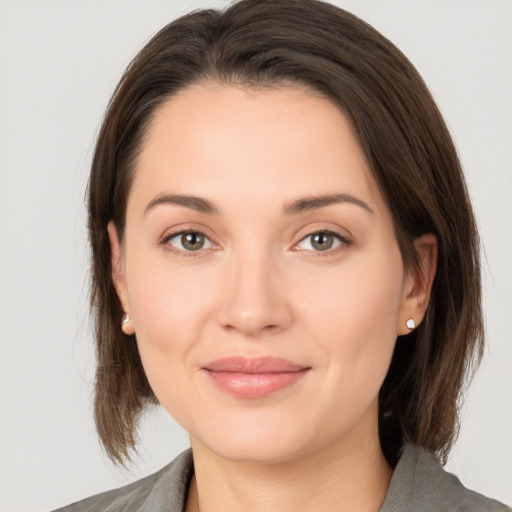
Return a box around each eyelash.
[294,228,352,257]
[160,228,215,258]
[159,228,352,258]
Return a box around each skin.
[110,83,437,512]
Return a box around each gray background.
[1,1,511,510]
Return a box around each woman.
[53,0,510,510]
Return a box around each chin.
[205,436,306,465]
[189,411,319,465]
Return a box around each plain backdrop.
[1,1,511,511]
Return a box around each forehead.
[130,83,385,216]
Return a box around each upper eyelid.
[163,228,210,239]
[298,227,349,239]
[165,230,212,241]
[294,225,352,244]
[161,225,215,242]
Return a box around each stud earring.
[406,318,416,330]
[121,313,134,335]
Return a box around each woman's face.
[111,84,423,464]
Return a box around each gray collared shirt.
[53,444,511,511]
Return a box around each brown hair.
[88,0,483,466]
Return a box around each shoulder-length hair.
[88,0,483,466]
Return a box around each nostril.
[216,266,294,335]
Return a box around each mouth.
[202,356,311,399]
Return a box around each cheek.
[127,243,216,332]
[297,248,404,388]
[301,248,403,329]
[123,252,218,402]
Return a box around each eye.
[164,230,214,252]
[295,230,348,252]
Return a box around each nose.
[216,250,293,338]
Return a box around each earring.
[121,313,134,335]
[406,318,416,330]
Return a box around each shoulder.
[381,444,511,512]
[51,449,193,512]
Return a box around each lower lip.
[204,369,310,398]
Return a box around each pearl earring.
[121,313,134,335]
[406,318,416,330]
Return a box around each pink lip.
[202,356,311,398]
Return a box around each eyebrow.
[144,192,374,216]
[145,194,219,215]
[284,193,374,215]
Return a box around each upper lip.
[203,356,309,373]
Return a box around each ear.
[107,221,134,333]
[397,233,438,335]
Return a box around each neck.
[186,416,393,512]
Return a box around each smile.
[202,356,311,399]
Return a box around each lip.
[202,356,311,398]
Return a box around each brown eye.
[166,231,214,252]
